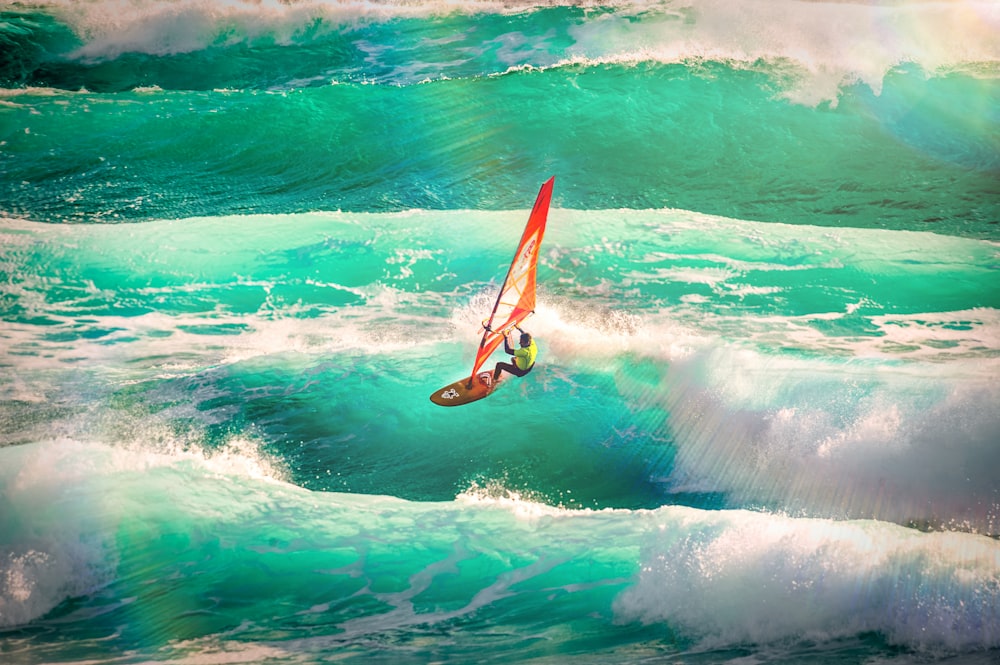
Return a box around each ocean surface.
[1,0,999,663]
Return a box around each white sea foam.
[564,0,998,102]
[1,431,997,656]
[615,507,1000,651]
[0,430,289,628]
[26,0,1000,103]
[660,344,1000,534]
[0,440,115,628]
[456,486,1000,652]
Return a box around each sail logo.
[514,235,538,275]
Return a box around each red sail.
[470,176,554,378]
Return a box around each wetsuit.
[493,336,537,380]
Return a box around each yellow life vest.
[514,339,537,370]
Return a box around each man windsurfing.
[489,329,537,383]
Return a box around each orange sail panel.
[470,176,554,378]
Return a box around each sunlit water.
[1,1,998,662]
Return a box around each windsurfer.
[492,330,537,382]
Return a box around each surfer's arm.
[503,333,516,355]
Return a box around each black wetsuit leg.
[494,361,531,380]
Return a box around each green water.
[1,0,998,662]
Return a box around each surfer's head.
[520,332,532,347]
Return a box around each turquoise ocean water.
[1,1,999,663]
